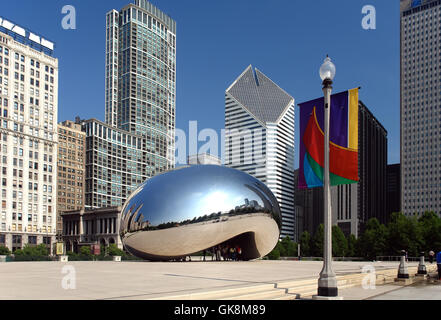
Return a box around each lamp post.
[316,56,339,298]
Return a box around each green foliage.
[419,212,441,254]
[100,244,107,256]
[108,244,125,257]
[12,244,50,261]
[66,251,77,257]
[354,212,441,260]
[346,234,357,257]
[14,244,48,257]
[299,231,311,257]
[386,212,423,257]
[66,245,132,261]
[80,246,92,256]
[266,237,298,259]
[267,242,282,260]
[0,246,11,256]
[357,218,388,260]
[332,226,348,257]
[311,224,324,257]
[280,237,297,257]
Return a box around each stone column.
[417,252,427,275]
[79,214,84,237]
[397,251,410,279]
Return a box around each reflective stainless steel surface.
[120,165,281,261]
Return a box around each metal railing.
[376,256,420,262]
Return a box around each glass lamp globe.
[319,56,336,81]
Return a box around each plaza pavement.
[1,259,437,300]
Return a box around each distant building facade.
[387,163,401,219]
[0,17,58,253]
[56,120,85,235]
[400,0,441,216]
[188,153,221,165]
[74,0,177,214]
[358,101,388,229]
[225,65,296,240]
[106,0,176,174]
[296,101,387,238]
[82,119,148,209]
[61,206,122,253]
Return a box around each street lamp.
[316,55,339,298]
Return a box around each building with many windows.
[68,0,177,214]
[56,120,85,234]
[295,101,387,238]
[400,0,441,216]
[225,65,296,240]
[0,17,58,253]
[82,119,148,209]
[106,0,176,175]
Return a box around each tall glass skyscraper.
[106,0,176,175]
[400,0,441,216]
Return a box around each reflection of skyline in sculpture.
[119,165,281,261]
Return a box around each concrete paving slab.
[0,260,421,300]
[370,282,441,300]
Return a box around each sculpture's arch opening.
[219,232,259,261]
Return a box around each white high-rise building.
[188,153,221,165]
[0,17,58,253]
[225,66,296,240]
[400,0,441,216]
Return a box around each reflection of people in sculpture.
[216,246,221,261]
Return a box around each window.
[28,236,37,245]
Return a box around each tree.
[332,226,348,257]
[0,246,11,256]
[34,244,48,256]
[15,244,48,257]
[386,212,423,257]
[357,218,387,260]
[346,234,358,257]
[267,241,283,260]
[80,246,92,256]
[277,240,287,257]
[108,244,125,257]
[418,212,441,254]
[311,224,324,257]
[299,231,311,257]
[280,237,297,257]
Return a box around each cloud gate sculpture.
[120,165,281,261]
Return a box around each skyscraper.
[106,0,176,175]
[0,17,58,253]
[357,102,388,230]
[400,0,441,217]
[225,66,296,240]
[78,1,176,210]
[296,101,387,238]
[188,153,221,165]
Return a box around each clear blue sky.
[1,0,400,166]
